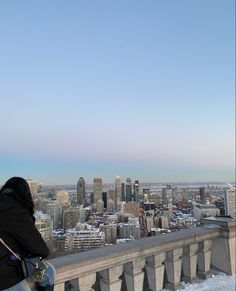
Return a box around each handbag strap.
[0,237,22,261]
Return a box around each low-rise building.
[72,230,105,251]
[99,224,117,244]
[118,222,141,239]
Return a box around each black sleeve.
[10,209,49,258]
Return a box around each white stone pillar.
[182,243,199,283]
[197,240,212,279]
[165,248,183,291]
[145,253,165,291]
[79,273,97,291]
[99,265,123,291]
[124,258,145,291]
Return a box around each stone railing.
[47,217,235,291]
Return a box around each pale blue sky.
[0,0,235,184]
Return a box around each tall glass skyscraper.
[77,177,86,205]
[126,178,132,202]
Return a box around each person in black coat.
[0,177,55,291]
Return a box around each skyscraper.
[93,178,103,204]
[199,187,206,204]
[133,180,139,202]
[126,178,132,202]
[47,202,61,230]
[115,176,122,201]
[102,192,108,209]
[121,183,126,201]
[108,189,115,200]
[162,188,168,205]
[77,177,86,205]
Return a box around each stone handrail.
[47,217,235,291]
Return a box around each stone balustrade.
[45,217,235,291]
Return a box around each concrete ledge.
[49,226,220,283]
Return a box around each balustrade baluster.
[54,282,65,291]
[197,239,212,279]
[165,248,183,291]
[98,265,123,291]
[123,258,145,291]
[182,243,199,283]
[145,253,165,291]
[79,273,97,291]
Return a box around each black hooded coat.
[0,189,49,289]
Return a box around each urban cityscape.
[26,177,235,258]
[0,175,235,291]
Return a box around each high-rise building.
[47,202,61,230]
[96,199,104,213]
[115,176,122,201]
[172,187,178,204]
[199,187,206,204]
[102,192,108,209]
[162,188,168,205]
[77,177,86,205]
[121,183,126,201]
[90,192,94,204]
[126,178,132,202]
[78,206,85,223]
[108,189,115,200]
[93,178,103,204]
[63,207,80,229]
[224,187,236,217]
[133,180,139,202]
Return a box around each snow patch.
[162,273,236,291]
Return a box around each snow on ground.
[180,274,235,291]
[163,271,236,291]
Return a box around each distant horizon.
[14,178,236,187]
[0,171,235,187]
[1,177,235,188]
[43,181,235,186]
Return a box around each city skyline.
[2,175,233,188]
[0,0,235,185]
